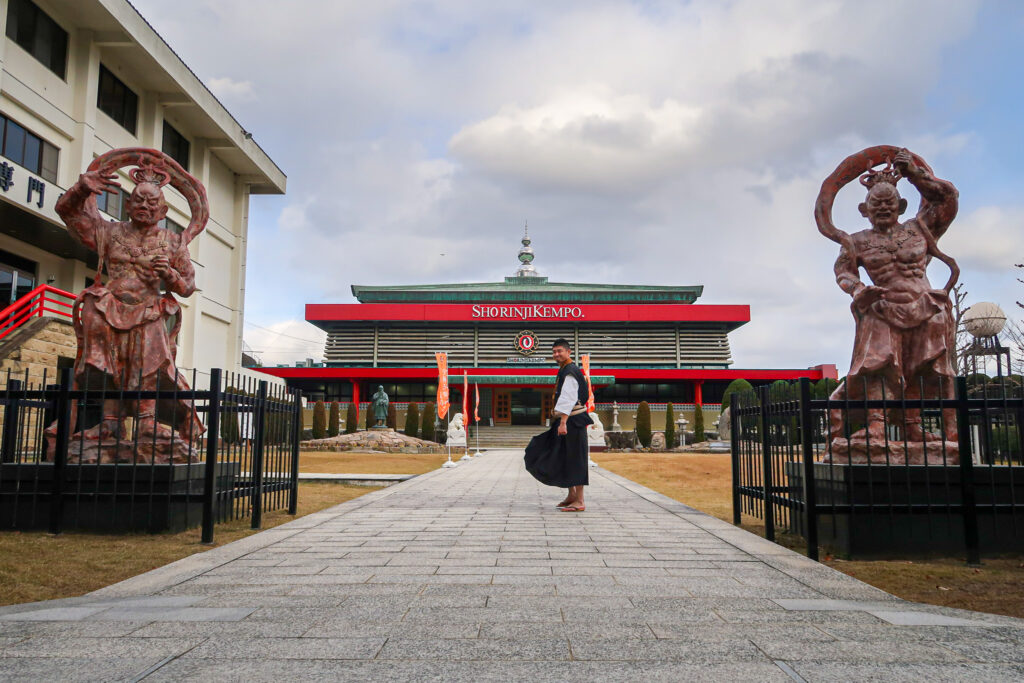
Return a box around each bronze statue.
[372,385,389,428]
[46,148,208,463]
[816,146,960,464]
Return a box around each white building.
[0,0,285,381]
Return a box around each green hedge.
[636,401,652,448]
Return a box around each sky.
[129,0,1024,374]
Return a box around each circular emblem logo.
[514,330,538,356]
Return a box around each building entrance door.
[511,389,542,426]
[541,391,554,425]
[493,390,511,424]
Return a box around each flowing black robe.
[524,362,593,487]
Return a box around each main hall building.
[259,233,835,429]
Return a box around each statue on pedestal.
[46,148,208,463]
[816,146,960,464]
[371,385,389,429]
[611,401,621,431]
[446,413,467,446]
[586,411,605,446]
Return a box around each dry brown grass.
[598,452,1024,619]
[299,450,451,475]
[0,482,379,607]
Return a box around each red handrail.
[0,284,75,342]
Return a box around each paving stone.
[5,449,1022,680]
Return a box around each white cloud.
[243,319,326,368]
[207,76,256,101]
[125,0,1018,376]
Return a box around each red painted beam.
[255,366,829,381]
[305,303,751,324]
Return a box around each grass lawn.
[597,452,1024,619]
[0,482,380,607]
[299,450,452,475]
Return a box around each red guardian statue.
[46,148,208,463]
[815,146,960,464]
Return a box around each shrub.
[363,402,372,430]
[311,400,327,439]
[405,403,420,438]
[421,402,436,441]
[693,402,705,442]
[220,386,241,444]
[328,401,340,437]
[345,403,358,433]
[814,377,840,399]
[635,401,652,448]
[721,378,755,409]
[436,414,448,445]
[387,403,397,430]
[664,402,676,449]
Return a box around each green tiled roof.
[352,277,702,304]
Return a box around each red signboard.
[306,303,750,325]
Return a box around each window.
[0,250,37,305]
[97,65,138,134]
[0,113,58,182]
[158,216,184,234]
[96,187,128,220]
[161,120,189,171]
[5,0,68,79]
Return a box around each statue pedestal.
[368,426,393,432]
[827,437,959,465]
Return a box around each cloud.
[243,319,326,368]
[124,0,1020,376]
[207,76,256,102]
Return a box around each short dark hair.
[552,338,571,351]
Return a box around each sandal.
[558,505,585,512]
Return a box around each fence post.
[250,381,268,530]
[730,393,741,525]
[759,385,775,543]
[288,389,302,515]
[798,378,819,561]
[48,368,72,535]
[1,379,22,463]
[954,376,981,565]
[201,368,221,545]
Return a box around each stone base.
[828,436,959,465]
[788,462,1024,558]
[301,430,445,453]
[369,425,392,431]
[0,461,239,532]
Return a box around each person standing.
[524,338,593,511]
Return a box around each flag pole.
[437,350,456,469]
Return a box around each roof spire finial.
[515,221,539,277]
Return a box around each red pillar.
[694,380,703,407]
[351,380,360,422]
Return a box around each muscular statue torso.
[104,223,180,305]
[839,219,932,304]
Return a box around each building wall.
[0,0,281,384]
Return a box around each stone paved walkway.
[2,450,1023,681]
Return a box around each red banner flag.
[581,353,595,412]
[435,352,449,419]
[474,382,480,424]
[463,371,470,425]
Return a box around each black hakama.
[524,412,593,488]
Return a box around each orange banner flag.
[435,352,449,419]
[474,382,480,424]
[463,371,470,425]
[581,353,595,413]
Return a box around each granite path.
[2,449,1023,681]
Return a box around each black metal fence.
[0,367,301,543]
[731,376,1024,562]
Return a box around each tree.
[721,378,755,409]
[345,403,358,434]
[664,402,676,449]
[952,282,974,375]
[635,401,652,448]
[387,403,398,430]
[311,400,326,439]
[813,377,840,399]
[328,401,340,437]
[421,401,436,442]
[363,402,372,430]
[693,402,705,442]
[405,402,420,438]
